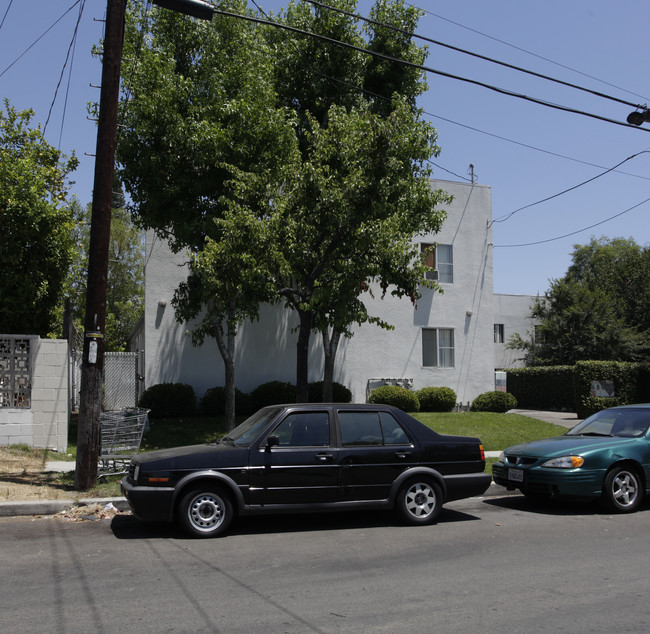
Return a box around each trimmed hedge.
[506,366,575,410]
[471,391,517,413]
[250,381,296,408]
[308,381,352,403]
[417,386,457,412]
[368,385,420,412]
[138,382,196,419]
[200,387,254,416]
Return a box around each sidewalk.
[0,409,581,517]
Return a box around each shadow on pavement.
[111,505,481,539]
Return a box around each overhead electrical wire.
[0,0,14,32]
[494,196,650,248]
[44,0,86,136]
[305,0,644,111]
[410,3,650,104]
[212,6,650,133]
[491,151,650,225]
[0,0,82,79]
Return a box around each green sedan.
[492,404,650,513]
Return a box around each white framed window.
[494,324,504,344]
[421,243,453,283]
[422,328,455,367]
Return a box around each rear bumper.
[443,472,492,501]
[121,477,175,522]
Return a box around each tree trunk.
[296,308,313,402]
[213,302,237,431]
[321,327,341,402]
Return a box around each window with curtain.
[422,328,455,367]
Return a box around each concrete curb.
[0,497,130,517]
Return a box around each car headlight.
[541,455,584,468]
[498,451,505,463]
[133,464,140,483]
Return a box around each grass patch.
[414,411,566,452]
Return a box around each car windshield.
[566,409,650,438]
[223,407,283,446]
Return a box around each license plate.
[508,468,524,483]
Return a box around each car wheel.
[178,486,233,538]
[396,478,442,525]
[602,466,643,513]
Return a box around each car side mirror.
[266,435,279,451]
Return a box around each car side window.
[338,411,409,446]
[272,412,330,447]
[380,412,410,445]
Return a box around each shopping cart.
[98,408,150,479]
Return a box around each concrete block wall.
[0,337,69,452]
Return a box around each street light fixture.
[151,0,214,20]
[627,108,650,126]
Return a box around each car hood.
[134,442,246,470]
[505,435,638,458]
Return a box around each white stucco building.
[143,179,537,404]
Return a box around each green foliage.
[138,383,196,419]
[573,360,641,418]
[250,381,297,409]
[416,386,457,412]
[308,381,353,403]
[510,238,650,366]
[56,199,144,349]
[506,366,575,410]
[0,100,78,336]
[368,385,420,412]
[200,387,253,416]
[471,391,518,413]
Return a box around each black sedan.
[121,403,491,537]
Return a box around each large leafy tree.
[509,237,650,365]
[118,1,298,422]
[0,101,78,336]
[267,0,449,400]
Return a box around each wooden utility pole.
[75,0,127,490]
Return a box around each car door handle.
[395,452,412,459]
[315,453,334,462]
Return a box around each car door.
[248,410,339,505]
[337,410,416,501]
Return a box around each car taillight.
[479,444,485,460]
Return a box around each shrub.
[138,382,196,419]
[368,385,420,412]
[417,386,457,412]
[250,381,296,408]
[308,381,353,403]
[470,391,517,413]
[200,387,253,416]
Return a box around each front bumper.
[121,476,175,523]
[492,461,604,498]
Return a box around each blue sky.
[2,0,649,295]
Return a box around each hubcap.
[405,482,436,518]
[189,493,224,531]
[612,471,638,507]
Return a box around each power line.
[491,151,650,225]
[44,0,86,136]
[494,195,650,248]
[410,3,650,104]
[0,0,14,32]
[306,0,644,111]
[0,0,82,79]
[214,7,650,134]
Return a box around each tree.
[56,195,144,350]
[118,2,298,422]
[0,100,78,336]
[267,0,448,401]
[509,237,650,365]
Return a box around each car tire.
[602,466,643,513]
[396,477,442,525]
[178,485,233,538]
